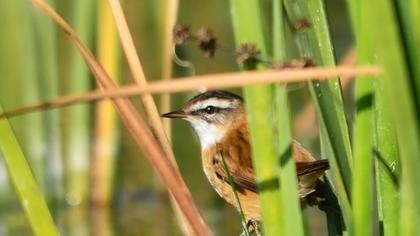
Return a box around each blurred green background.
[0,0,352,235]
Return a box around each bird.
[162,90,329,224]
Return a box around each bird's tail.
[296,159,329,176]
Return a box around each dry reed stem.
[106,2,194,235]
[29,1,211,235]
[0,65,380,119]
[160,0,178,138]
[106,0,176,165]
[155,1,196,235]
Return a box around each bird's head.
[161,90,245,150]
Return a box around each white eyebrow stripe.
[189,98,234,111]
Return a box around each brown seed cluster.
[173,24,218,58]
[235,43,261,66]
[173,24,191,45]
[173,24,315,68]
[196,27,217,58]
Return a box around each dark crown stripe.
[187,90,243,106]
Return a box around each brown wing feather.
[213,125,257,192]
[213,124,329,194]
[296,159,329,176]
[296,159,329,197]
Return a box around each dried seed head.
[196,27,217,58]
[173,24,191,45]
[294,18,312,31]
[236,43,261,67]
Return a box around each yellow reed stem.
[90,0,120,206]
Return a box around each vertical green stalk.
[230,2,312,234]
[362,0,420,235]
[351,69,374,236]
[375,74,399,236]
[273,1,305,235]
[63,0,96,206]
[282,0,353,228]
[0,0,46,194]
[230,1,283,235]
[347,2,375,235]
[395,0,420,110]
[0,104,58,236]
[32,0,63,202]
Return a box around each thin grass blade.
[220,153,250,236]
[0,104,58,236]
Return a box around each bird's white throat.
[188,119,224,151]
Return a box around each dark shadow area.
[279,143,293,168]
[257,177,280,192]
[373,148,399,187]
[316,180,345,236]
[356,93,373,113]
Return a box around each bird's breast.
[201,150,227,198]
[201,148,261,221]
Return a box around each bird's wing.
[212,126,329,194]
[296,159,329,176]
[296,159,329,197]
[213,126,258,193]
[212,152,257,193]
[212,155,329,195]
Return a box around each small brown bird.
[162,90,328,222]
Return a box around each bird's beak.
[161,110,188,119]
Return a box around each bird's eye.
[204,105,216,114]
